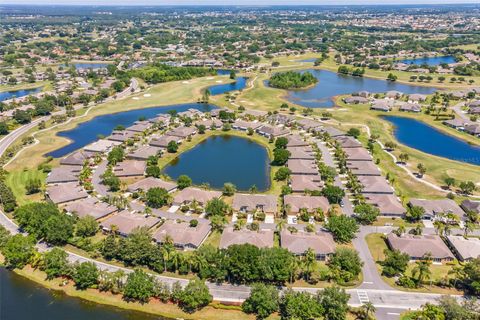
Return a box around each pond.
[216,69,234,76]
[163,135,271,191]
[0,268,168,320]
[0,87,42,102]
[208,76,248,95]
[399,55,456,66]
[47,103,218,158]
[382,115,480,166]
[281,69,436,108]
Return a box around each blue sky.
[3,0,480,5]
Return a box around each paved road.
[92,160,109,197]
[451,102,468,121]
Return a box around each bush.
[72,262,99,290]
[123,269,155,303]
[0,180,17,212]
[178,279,212,313]
[242,283,279,319]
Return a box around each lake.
[382,115,480,166]
[72,62,109,69]
[0,87,42,102]
[163,135,271,191]
[47,103,217,158]
[281,69,436,108]
[208,77,248,95]
[0,268,167,320]
[399,55,456,66]
[217,69,234,76]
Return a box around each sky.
[3,0,480,5]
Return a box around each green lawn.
[5,168,46,205]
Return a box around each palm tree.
[412,254,432,287]
[276,219,287,232]
[288,258,300,283]
[433,220,444,236]
[302,248,317,281]
[358,302,376,320]
[464,222,475,236]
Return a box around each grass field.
[5,168,47,205]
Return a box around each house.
[152,220,211,250]
[399,103,422,113]
[173,187,222,206]
[46,165,81,184]
[408,94,427,103]
[287,135,309,148]
[343,96,369,104]
[166,126,197,138]
[60,150,94,166]
[408,199,465,221]
[46,182,89,204]
[127,177,178,193]
[464,123,480,137]
[460,199,480,214]
[370,100,392,112]
[195,119,223,129]
[296,118,322,131]
[127,145,163,160]
[100,210,160,237]
[107,130,136,143]
[256,125,290,138]
[126,120,152,133]
[63,197,117,219]
[364,194,406,217]
[219,227,274,249]
[322,126,345,138]
[290,174,323,193]
[335,136,362,148]
[443,118,466,130]
[344,148,373,161]
[287,146,315,160]
[346,161,381,176]
[283,195,329,214]
[385,90,403,99]
[232,120,263,131]
[84,139,121,153]
[113,160,146,177]
[232,193,277,214]
[358,175,394,194]
[149,135,183,148]
[280,229,335,260]
[445,236,480,261]
[386,233,454,263]
[287,159,318,175]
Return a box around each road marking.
[387,313,401,316]
[357,290,369,304]
[363,281,373,284]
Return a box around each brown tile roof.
[232,193,278,213]
[284,195,329,214]
[335,136,363,148]
[358,175,394,194]
[46,165,81,184]
[63,197,117,219]
[387,233,454,260]
[219,227,274,249]
[290,174,323,192]
[408,199,465,220]
[344,148,373,161]
[127,145,163,160]
[166,126,197,138]
[100,210,160,236]
[113,160,146,177]
[47,182,88,204]
[173,187,222,205]
[149,134,182,148]
[152,220,211,249]
[280,230,335,256]
[364,194,405,217]
[60,150,94,166]
[446,236,480,261]
[126,120,152,133]
[127,177,177,193]
[346,161,381,176]
[287,159,318,175]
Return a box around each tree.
[272,148,290,166]
[358,302,376,320]
[451,257,480,296]
[327,248,363,283]
[444,177,455,189]
[222,182,236,196]
[459,181,476,195]
[72,262,99,290]
[197,124,206,134]
[177,175,192,189]
[417,163,427,178]
[76,216,98,238]
[145,165,161,178]
[399,153,409,164]
[347,127,361,138]
[123,269,155,303]
[230,70,236,80]
[325,215,359,243]
[381,249,409,277]
[242,283,279,319]
[167,140,178,153]
[0,122,9,135]
[387,73,398,81]
[107,146,124,165]
[275,137,289,149]
[406,205,425,222]
[412,254,432,287]
[318,286,350,320]
[322,185,345,204]
[146,187,171,208]
[42,248,69,279]
[179,279,212,313]
[25,177,42,194]
[44,214,75,245]
[2,234,35,269]
[279,289,323,320]
[274,167,291,181]
[205,198,230,217]
[354,203,380,225]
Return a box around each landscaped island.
[268,71,318,89]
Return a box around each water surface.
[163,135,271,191]
[47,103,217,158]
[0,268,167,320]
[208,77,248,95]
[383,115,480,165]
[282,69,436,108]
[72,62,109,69]
[0,87,42,102]
[399,55,456,66]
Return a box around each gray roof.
[461,199,480,214]
[284,195,329,214]
[287,159,318,175]
[344,147,373,161]
[358,175,394,194]
[290,174,323,192]
[173,187,222,205]
[113,160,146,177]
[166,126,197,138]
[60,150,94,166]
[47,182,88,204]
[149,134,182,147]
[63,197,117,219]
[46,165,81,184]
[364,194,405,216]
[100,210,160,236]
[409,198,465,220]
[446,236,480,261]
[335,136,362,148]
[127,177,177,193]
[127,145,163,160]
[346,161,381,176]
